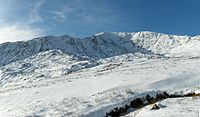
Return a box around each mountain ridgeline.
[0,31,200,67]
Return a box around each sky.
[1,0,200,43]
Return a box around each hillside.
[0,31,200,117]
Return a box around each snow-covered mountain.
[1,31,200,87]
[0,31,200,117]
[1,31,200,67]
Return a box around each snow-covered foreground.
[0,57,200,117]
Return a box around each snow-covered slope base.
[0,31,200,117]
[0,57,200,117]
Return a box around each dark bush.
[130,98,144,108]
[106,106,128,117]
[163,91,170,98]
[146,94,154,104]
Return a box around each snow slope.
[170,40,200,57]
[0,57,200,117]
[0,49,98,87]
[0,31,200,117]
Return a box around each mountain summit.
[0,31,199,67]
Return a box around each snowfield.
[0,31,200,117]
[1,57,200,117]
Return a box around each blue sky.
[0,0,200,43]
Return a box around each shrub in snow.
[106,106,127,117]
[156,92,169,100]
[130,98,144,108]
[146,94,154,104]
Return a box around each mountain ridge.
[0,31,200,67]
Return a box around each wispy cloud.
[29,0,44,24]
[0,0,45,43]
[51,5,74,21]
[52,11,66,20]
[50,0,116,24]
[0,24,43,43]
[0,0,122,42]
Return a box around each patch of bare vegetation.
[106,91,200,117]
